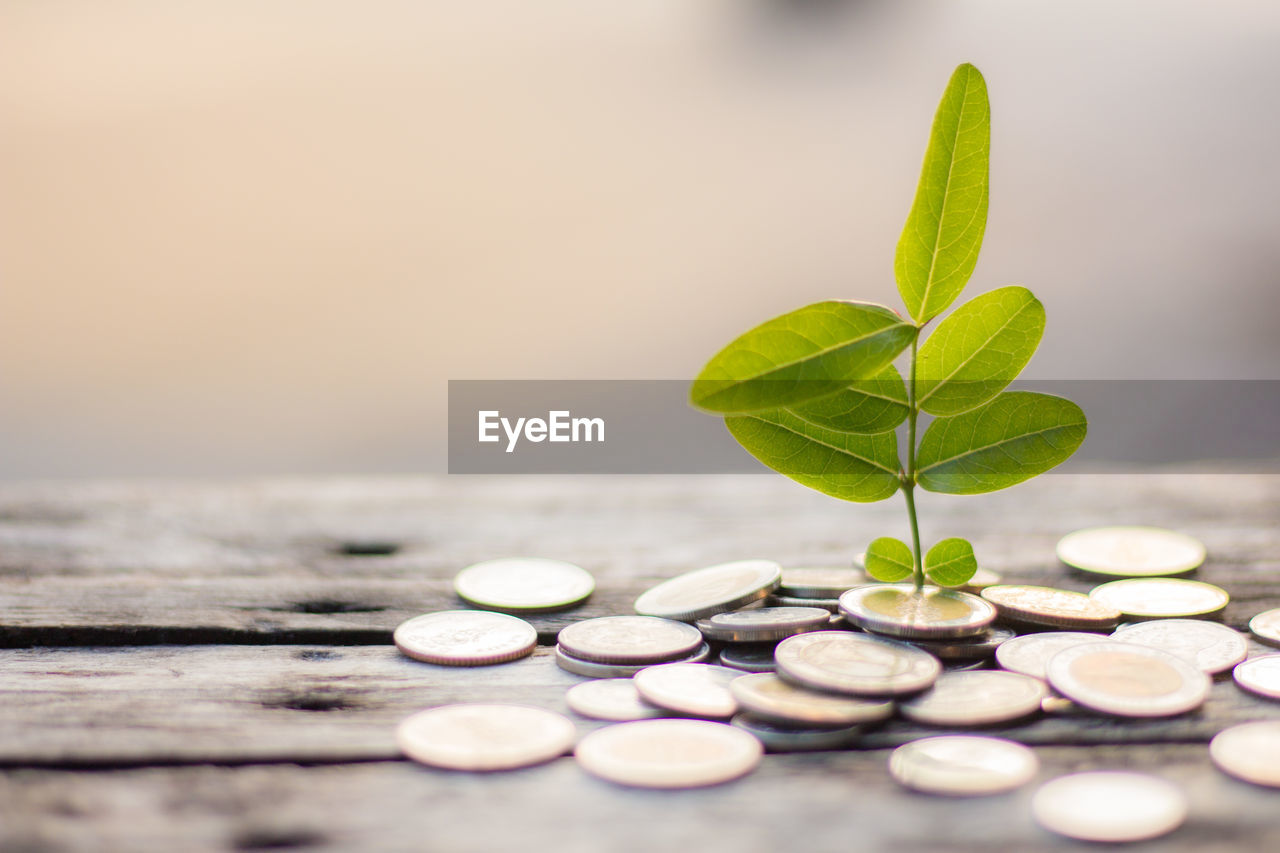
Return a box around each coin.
[778,567,866,599]
[899,670,1047,727]
[718,644,778,673]
[1032,772,1187,842]
[1111,619,1248,674]
[775,630,941,696]
[840,584,996,640]
[1210,721,1280,787]
[961,567,1002,592]
[453,557,595,612]
[554,642,711,678]
[635,559,781,621]
[556,616,704,665]
[1232,654,1280,701]
[728,672,894,726]
[730,714,862,752]
[696,607,831,643]
[397,704,575,771]
[633,663,742,718]
[565,679,666,722]
[1250,608,1280,648]
[880,627,1015,662]
[1088,577,1229,620]
[1057,526,1205,577]
[574,719,762,788]
[393,610,537,666]
[1045,641,1210,717]
[994,631,1111,681]
[767,595,841,613]
[981,585,1121,630]
[888,736,1039,796]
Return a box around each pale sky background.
[2,1,1278,478]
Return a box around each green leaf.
[865,537,915,582]
[924,537,977,586]
[895,63,990,324]
[916,286,1045,416]
[690,301,914,415]
[916,391,1087,495]
[724,409,900,502]
[787,365,909,434]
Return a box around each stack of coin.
[554,615,709,677]
[839,584,996,640]
[635,559,781,621]
[717,643,779,673]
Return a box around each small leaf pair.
[865,536,978,588]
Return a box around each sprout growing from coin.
[689,63,1087,595]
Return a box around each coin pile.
[382,525,1280,842]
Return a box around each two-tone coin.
[994,631,1110,681]
[775,631,940,697]
[888,736,1039,796]
[555,642,711,678]
[394,610,537,666]
[1250,609,1280,648]
[397,704,575,771]
[633,663,741,719]
[565,679,666,722]
[696,607,830,643]
[728,672,894,727]
[717,644,778,673]
[575,719,762,788]
[839,584,996,640]
[899,670,1047,727]
[635,560,781,621]
[778,567,866,599]
[1032,772,1187,842]
[1210,721,1280,787]
[1057,526,1205,577]
[981,585,1120,630]
[1112,619,1247,674]
[453,558,594,612]
[730,714,862,752]
[1089,578,1229,620]
[1232,655,1280,701]
[1046,641,1210,717]
[556,615,703,665]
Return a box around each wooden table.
[1,473,1278,851]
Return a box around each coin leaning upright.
[393,610,537,666]
[635,559,782,621]
[396,704,576,771]
[575,719,762,789]
[453,557,595,612]
[775,630,941,697]
[1045,640,1210,717]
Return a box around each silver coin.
[453,557,595,612]
[888,735,1039,796]
[994,631,1111,681]
[778,567,866,599]
[393,610,537,666]
[565,679,666,722]
[944,659,990,672]
[633,663,742,719]
[635,559,781,622]
[839,584,996,640]
[1249,608,1280,648]
[1057,526,1205,577]
[556,615,704,665]
[1232,654,1280,701]
[731,714,862,752]
[574,719,762,789]
[1112,619,1248,675]
[717,644,778,673]
[981,585,1121,630]
[961,567,1002,592]
[1210,721,1280,788]
[396,704,576,771]
[1046,641,1210,717]
[1088,577,1229,620]
[1032,772,1187,842]
[728,672,894,727]
[696,607,831,643]
[554,642,711,678]
[767,595,841,613]
[774,630,941,697]
[884,627,1016,662]
[899,670,1047,727]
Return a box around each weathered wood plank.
[2,644,1279,767]
[2,744,1278,853]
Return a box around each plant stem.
[903,330,925,591]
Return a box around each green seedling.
[690,63,1087,591]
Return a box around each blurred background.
[2,0,1278,479]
